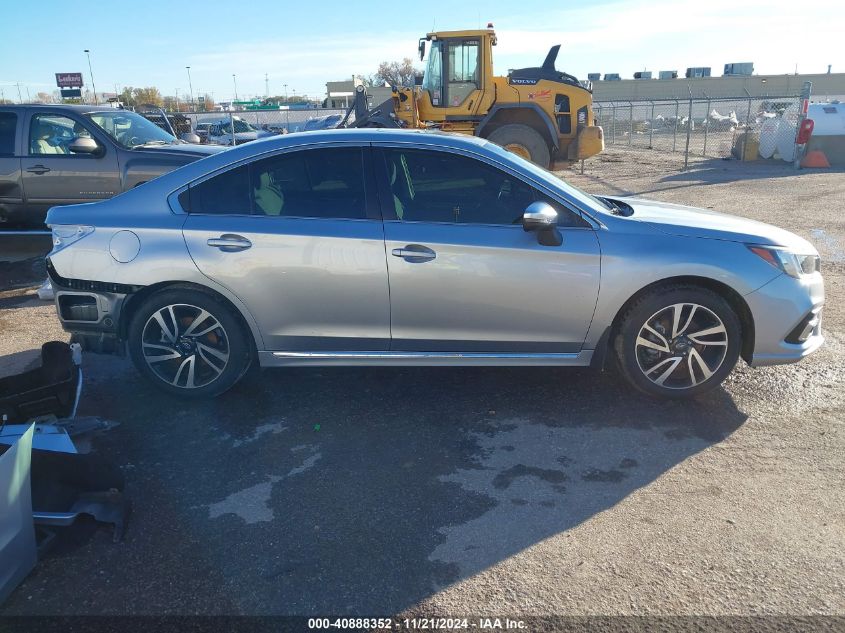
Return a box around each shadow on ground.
[3,353,747,615]
[569,153,845,198]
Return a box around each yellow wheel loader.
[344,26,604,168]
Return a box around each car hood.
[611,196,817,253]
[132,143,224,157]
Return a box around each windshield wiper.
[598,196,633,216]
[130,140,169,149]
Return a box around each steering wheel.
[126,135,142,147]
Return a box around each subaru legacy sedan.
[44,129,824,399]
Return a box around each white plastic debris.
[36,278,54,301]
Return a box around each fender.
[474,103,559,150]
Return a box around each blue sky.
[2,0,842,102]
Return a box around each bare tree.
[374,58,422,87]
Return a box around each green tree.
[133,87,163,107]
[119,86,136,106]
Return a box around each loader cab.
[418,29,496,121]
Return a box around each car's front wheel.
[614,285,742,398]
[127,289,252,398]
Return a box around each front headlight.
[747,245,820,278]
[51,225,95,252]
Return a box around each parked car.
[45,129,824,399]
[301,114,343,131]
[194,122,213,143]
[202,116,274,146]
[0,105,224,226]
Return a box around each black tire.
[486,124,551,167]
[127,288,252,398]
[613,285,742,399]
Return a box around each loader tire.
[487,124,551,167]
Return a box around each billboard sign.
[60,88,82,98]
[55,72,84,88]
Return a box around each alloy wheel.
[141,304,230,389]
[634,302,729,390]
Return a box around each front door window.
[29,114,82,156]
[446,39,479,107]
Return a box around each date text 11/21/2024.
[307,617,527,629]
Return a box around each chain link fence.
[183,108,348,136]
[594,94,804,168]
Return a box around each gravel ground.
[0,149,842,619]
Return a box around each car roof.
[121,128,499,203]
[0,103,127,114]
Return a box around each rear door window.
[249,147,366,219]
[0,113,16,156]
[188,164,251,215]
[185,147,368,219]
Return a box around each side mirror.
[180,132,201,144]
[68,136,100,155]
[522,201,558,231]
[522,201,562,246]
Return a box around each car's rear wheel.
[614,285,742,398]
[128,289,251,398]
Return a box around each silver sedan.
[45,129,824,398]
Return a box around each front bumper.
[46,259,132,355]
[745,271,825,367]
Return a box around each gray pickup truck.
[0,104,224,227]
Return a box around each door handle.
[391,244,436,262]
[207,234,252,252]
[26,165,51,175]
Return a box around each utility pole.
[186,66,194,110]
[84,49,98,104]
[15,83,22,103]
[265,73,269,99]
[26,86,31,102]
[232,74,238,102]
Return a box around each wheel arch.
[119,280,261,358]
[476,104,558,152]
[606,275,755,365]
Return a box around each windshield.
[422,40,443,106]
[483,141,614,215]
[86,110,176,148]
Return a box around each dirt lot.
[0,149,843,619]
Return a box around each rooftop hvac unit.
[724,62,754,76]
[587,73,601,81]
[658,70,678,79]
[634,71,652,80]
[685,67,711,78]
[603,73,621,81]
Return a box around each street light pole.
[265,73,269,99]
[232,74,238,103]
[84,49,98,104]
[186,66,194,111]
